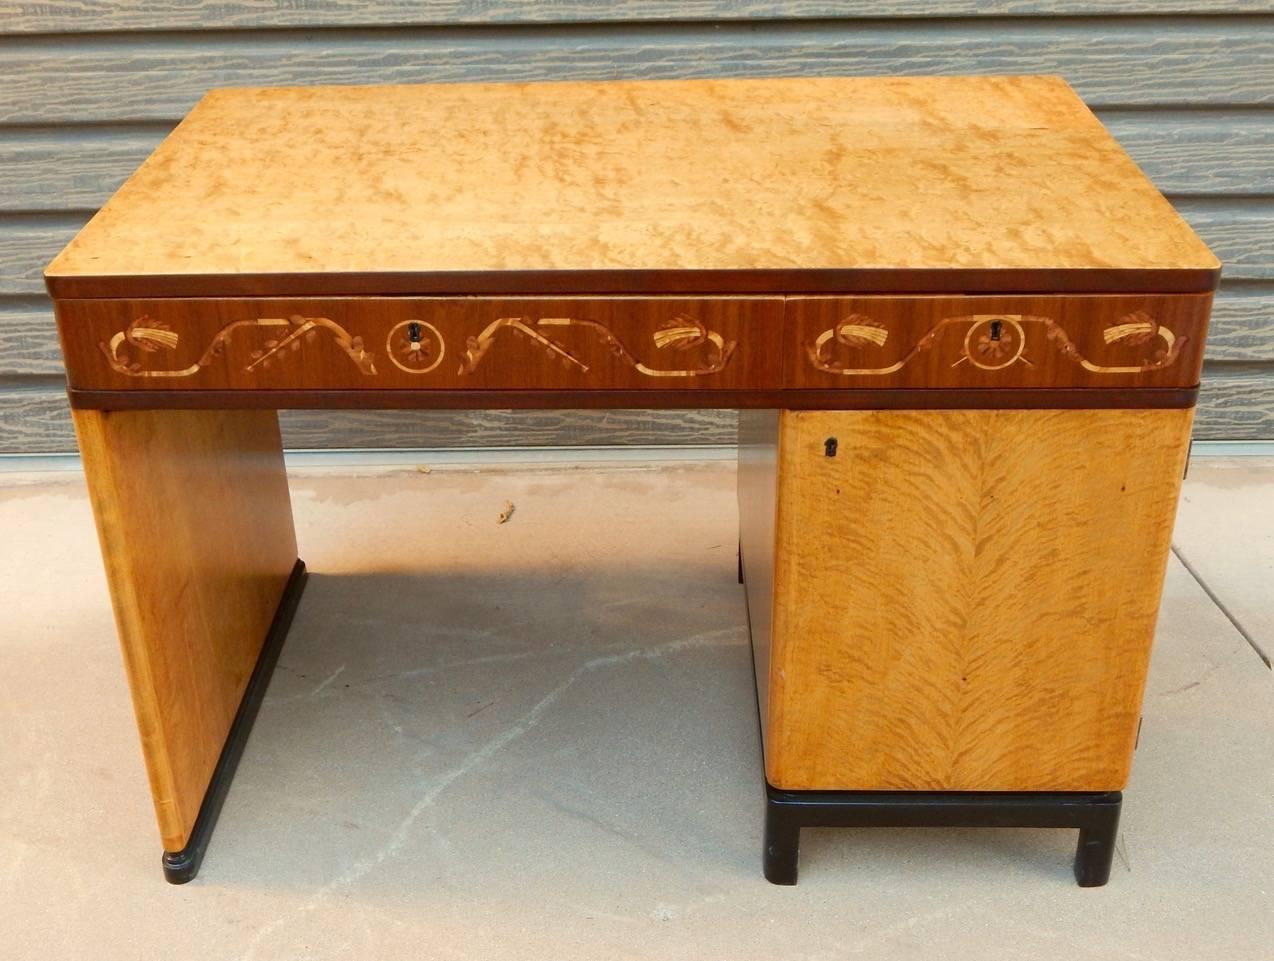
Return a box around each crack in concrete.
[237,627,745,960]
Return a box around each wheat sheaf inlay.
[808,312,1183,376]
[101,315,376,377]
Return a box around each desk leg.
[74,408,305,882]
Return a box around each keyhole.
[989,319,1003,342]
[407,322,422,343]
[824,437,838,457]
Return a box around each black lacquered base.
[161,560,308,884]
[763,783,1121,887]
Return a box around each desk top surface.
[45,76,1217,300]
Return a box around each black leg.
[761,784,1122,887]
[161,560,308,883]
[763,798,800,884]
[737,541,744,584]
[1074,802,1121,887]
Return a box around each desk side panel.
[73,408,297,850]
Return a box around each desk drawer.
[785,294,1211,390]
[56,297,783,392]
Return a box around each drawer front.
[57,297,782,392]
[785,293,1211,390]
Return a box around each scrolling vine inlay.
[458,315,736,377]
[808,312,1182,376]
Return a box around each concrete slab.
[1,463,1271,960]
[1175,455,1274,664]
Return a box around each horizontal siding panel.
[1174,200,1274,281]
[1206,290,1274,360]
[0,383,73,452]
[3,22,1274,125]
[0,301,61,374]
[1101,111,1274,195]
[5,110,1271,211]
[0,129,166,212]
[0,218,82,295]
[0,387,737,453]
[1197,367,1274,437]
[6,3,1274,33]
[1,379,1268,455]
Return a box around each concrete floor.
[1,455,1271,960]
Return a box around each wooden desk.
[46,76,1217,887]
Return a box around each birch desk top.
[48,76,1216,409]
[46,76,1217,299]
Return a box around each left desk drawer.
[56,297,782,392]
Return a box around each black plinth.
[161,559,308,884]
[762,784,1122,887]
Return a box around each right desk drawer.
[784,294,1211,390]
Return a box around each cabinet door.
[758,407,1192,792]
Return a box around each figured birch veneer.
[45,76,1217,298]
[741,407,1194,792]
[72,408,296,849]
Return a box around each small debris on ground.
[497,500,516,524]
[415,465,432,474]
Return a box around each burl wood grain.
[73,408,298,850]
[758,407,1193,792]
[44,76,1217,298]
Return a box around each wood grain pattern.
[72,408,298,850]
[7,23,1273,128]
[759,407,1193,791]
[43,78,1217,298]
[786,294,1211,390]
[8,2,1271,33]
[55,297,781,392]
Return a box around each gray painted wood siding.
[1,5,1271,452]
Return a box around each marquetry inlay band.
[808,311,1182,377]
[99,313,738,381]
